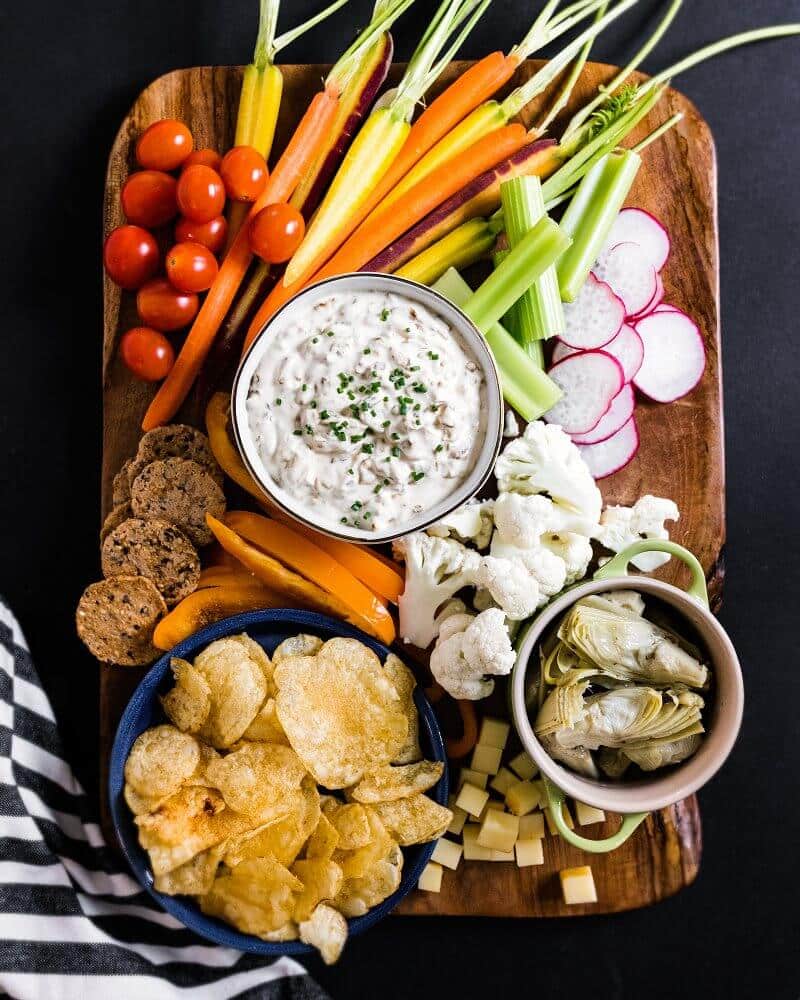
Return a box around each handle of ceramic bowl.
[542,776,648,853]
[593,539,709,609]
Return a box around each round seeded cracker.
[100,503,132,543]
[131,458,226,547]
[128,425,222,487]
[102,518,201,606]
[112,459,133,506]
[76,576,167,665]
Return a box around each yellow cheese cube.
[431,837,463,871]
[518,811,545,840]
[544,803,575,836]
[478,798,505,822]
[418,862,443,893]
[489,848,515,862]
[470,743,503,776]
[459,767,488,790]
[478,716,510,750]
[446,795,468,836]
[575,800,606,826]
[560,865,597,904]
[508,750,538,781]
[456,782,489,818]
[462,824,493,861]
[477,810,519,853]
[515,838,545,867]
[505,779,541,816]
[489,767,517,797]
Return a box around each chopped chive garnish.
[435,443,444,453]
[292,429,302,436]
[363,347,371,355]
[411,470,425,482]
[382,420,390,428]
[351,501,362,511]
[361,443,374,454]
[380,308,390,321]
[391,446,401,458]
[340,517,348,524]
[427,351,439,360]
[275,398,282,406]
[320,410,330,420]
[310,401,317,409]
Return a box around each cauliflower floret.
[489,538,568,607]
[494,421,602,528]
[393,534,481,648]
[472,588,496,612]
[429,608,515,700]
[540,531,594,586]
[503,408,520,438]
[427,500,495,549]
[473,556,541,620]
[593,495,679,571]
[493,491,594,549]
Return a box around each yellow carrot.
[396,216,500,285]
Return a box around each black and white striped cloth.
[0,598,329,999]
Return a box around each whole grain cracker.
[128,425,222,487]
[131,458,226,547]
[100,503,132,543]
[101,518,200,606]
[76,576,167,665]
[112,459,133,506]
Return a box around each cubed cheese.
[431,837,463,871]
[478,717,511,750]
[477,810,519,853]
[489,848,515,862]
[489,767,517,797]
[518,811,545,840]
[470,744,503,776]
[456,782,489,818]
[446,795,468,836]
[508,750,538,781]
[459,767,488,790]
[515,838,544,867]
[462,824,493,861]
[478,798,505,822]
[505,779,541,816]
[418,862,443,893]
[544,803,575,836]
[560,865,597,904]
[575,801,606,826]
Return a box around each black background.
[2,0,799,996]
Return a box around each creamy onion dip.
[244,289,487,533]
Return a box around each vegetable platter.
[99,56,719,918]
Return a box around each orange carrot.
[446,699,478,759]
[244,122,529,348]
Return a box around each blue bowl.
[109,608,449,956]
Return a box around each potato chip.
[160,658,211,734]
[123,782,169,817]
[298,904,348,966]
[304,813,339,861]
[350,761,445,803]
[382,653,422,764]
[201,858,302,937]
[194,637,268,747]
[185,744,221,786]
[322,802,372,851]
[274,638,407,788]
[228,634,275,695]
[370,795,453,846]
[124,725,200,799]
[291,858,344,922]
[334,844,403,918]
[332,808,394,880]
[205,742,307,821]
[242,698,288,744]
[153,843,225,896]
[272,633,323,666]
[223,775,320,868]
[263,922,299,942]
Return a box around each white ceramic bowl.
[232,272,504,544]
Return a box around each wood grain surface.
[100,60,721,917]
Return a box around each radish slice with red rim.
[601,323,644,383]
[651,302,679,314]
[550,339,578,365]
[593,242,658,317]
[604,208,670,271]
[630,272,664,320]
[561,273,625,350]
[571,384,635,445]
[544,351,624,435]
[633,309,706,402]
[578,416,640,479]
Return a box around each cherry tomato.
[176,165,226,223]
[174,214,227,255]
[220,145,268,202]
[249,203,305,264]
[120,326,175,381]
[121,170,178,228]
[136,278,199,332]
[182,148,222,172]
[165,241,218,293]
[136,119,193,171]
[103,225,160,289]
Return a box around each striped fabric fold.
[0,599,329,1000]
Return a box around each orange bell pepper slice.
[197,566,260,590]
[205,392,277,510]
[153,583,278,650]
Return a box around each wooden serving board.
[101,60,722,917]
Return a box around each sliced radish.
[544,351,624,434]
[593,242,658,317]
[578,416,640,478]
[561,273,625,350]
[652,302,679,314]
[571,384,635,445]
[550,339,578,365]
[633,310,706,402]
[604,208,670,271]
[600,324,644,383]
[630,272,665,320]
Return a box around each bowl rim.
[231,271,504,546]
[109,607,449,956]
[510,576,744,814]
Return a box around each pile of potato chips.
[124,632,451,963]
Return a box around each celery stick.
[493,249,545,369]
[433,268,562,421]
[556,149,641,302]
[501,176,565,341]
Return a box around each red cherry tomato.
[136,278,199,332]
[136,120,193,171]
[249,203,305,264]
[120,327,175,381]
[174,214,227,255]
[176,165,226,223]
[220,146,268,202]
[182,148,222,172]
[121,170,178,228]
[165,241,219,293]
[103,225,160,289]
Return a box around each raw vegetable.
[220,146,269,202]
[593,240,657,316]
[571,383,634,444]
[136,279,199,332]
[395,217,500,286]
[165,242,218,294]
[554,321,644,381]
[545,350,624,434]
[249,203,305,263]
[119,327,175,382]
[182,148,222,171]
[602,206,670,271]
[174,215,228,254]
[577,414,639,478]
[176,165,226,224]
[121,171,178,228]
[135,119,193,171]
[447,700,479,759]
[103,225,159,290]
[560,272,624,349]
[633,309,706,401]
[594,495,679,571]
[629,272,664,319]
[153,582,279,649]
[492,248,541,367]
